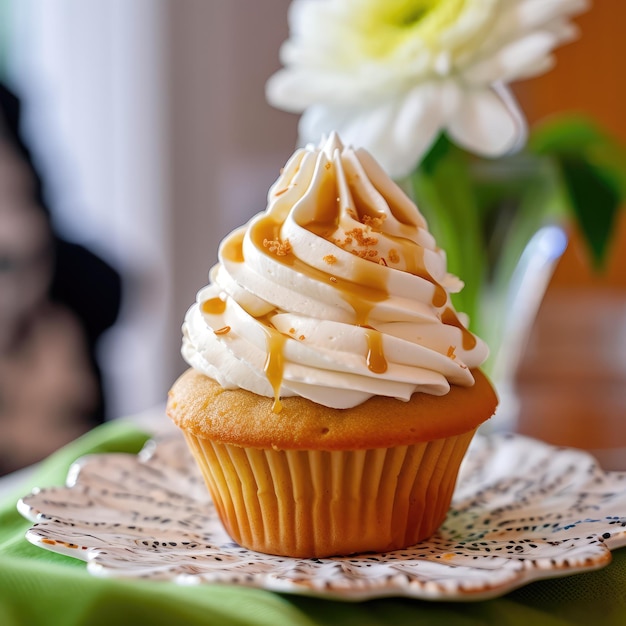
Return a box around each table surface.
[516,286,626,470]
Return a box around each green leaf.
[530,115,610,153]
[463,153,566,370]
[558,155,622,268]
[530,115,626,267]
[410,135,486,329]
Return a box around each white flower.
[266,0,589,178]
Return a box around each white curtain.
[6,0,171,419]
[4,0,295,419]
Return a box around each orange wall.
[514,3,626,288]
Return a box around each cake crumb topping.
[351,248,379,260]
[323,254,337,265]
[346,227,378,248]
[332,225,382,261]
[263,238,293,256]
[362,214,386,230]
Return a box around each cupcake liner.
[183,429,476,558]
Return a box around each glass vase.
[409,152,568,432]
[480,223,567,432]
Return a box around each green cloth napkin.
[1,421,625,626]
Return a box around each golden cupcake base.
[183,429,476,558]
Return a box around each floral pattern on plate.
[18,433,626,601]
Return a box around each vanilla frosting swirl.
[182,133,488,410]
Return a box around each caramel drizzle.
[221,230,245,263]
[221,170,475,403]
[363,326,388,374]
[251,214,389,308]
[217,227,290,411]
[381,233,447,308]
[247,214,393,401]
[305,174,447,310]
[202,297,226,315]
[410,245,447,308]
[441,307,477,351]
[262,323,286,414]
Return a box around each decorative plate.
[18,433,626,601]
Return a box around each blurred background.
[0,0,623,474]
[0,0,296,474]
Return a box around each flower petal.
[446,84,526,156]
[266,69,347,112]
[298,83,445,178]
[298,103,401,171]
[387,83,446,177]
[464,30,560,84]
[266,0,589,166]
[282,0,364,68]
[509,0,588,32]
[476,0,587,56]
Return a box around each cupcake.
[167,133,497,558]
